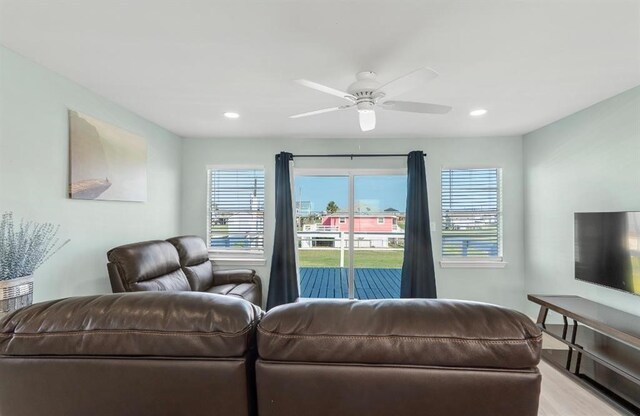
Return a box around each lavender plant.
[0,212,69,281]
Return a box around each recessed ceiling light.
[469,109,488,117]
[224,112,240,119]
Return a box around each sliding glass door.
[295,170,406,299]
[352,175,405,299]
[295,175,351,298]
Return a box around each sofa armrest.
[106,262,127,293]
[212,266,261,287]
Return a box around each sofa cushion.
[0,292,263,358]
[207,284,238,295]
[167,236,215,291]
[228,283,259,298]
[107,240,190,292]
[257,299,542,369]
[207,283,261,306]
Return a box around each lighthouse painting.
[68,110,147,202]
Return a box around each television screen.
[575,212,640,296]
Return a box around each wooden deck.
[300,267,401,299]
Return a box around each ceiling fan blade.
[374,68,439,100]
[380,100,452,114]
[359,111,376,132]
[295,79,356,102]
[289,105,353,119]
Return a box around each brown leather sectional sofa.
[107,235,262,306]
[0,292,262,416]
[257,299,543,416]
[0,292,542,416]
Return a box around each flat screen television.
[574,212,640,296]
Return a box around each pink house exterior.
[321,214,398,232]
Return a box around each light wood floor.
[538,360,624,415]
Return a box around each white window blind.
[208,168,265,253]
[441,168,502,259]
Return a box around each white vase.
[0,275,34,319]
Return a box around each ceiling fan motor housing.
[348,71,380,112]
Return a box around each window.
[377,217,385,224]
[208,167,264,257]
[339,217,346,224]
[441,168,502,262]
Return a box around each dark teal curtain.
[267,152,299,310]
[401,151,437,298]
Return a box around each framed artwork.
[68,110,147,202]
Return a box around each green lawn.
[299,249,403,268]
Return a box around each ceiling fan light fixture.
[356,101,375,113]
[469,108,487,117]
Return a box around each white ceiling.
[1,0,639,139]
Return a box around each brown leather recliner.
[107,240,191,292]
[0,292,263,416]
[256,299,543,416]
[167,236,262,306]
[107,236,262,306]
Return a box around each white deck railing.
[302,224,340,232]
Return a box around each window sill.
[209,257,266,266]
[439,260,507,269]
[208,252,266,266]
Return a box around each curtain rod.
[291,153,425,159]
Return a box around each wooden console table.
[528,295,640,415]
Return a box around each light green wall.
[8,41,637,316]
[0,46,183,301]
[181,136,526,310]
[524,86,640,317]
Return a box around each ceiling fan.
[289,68,452,132]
